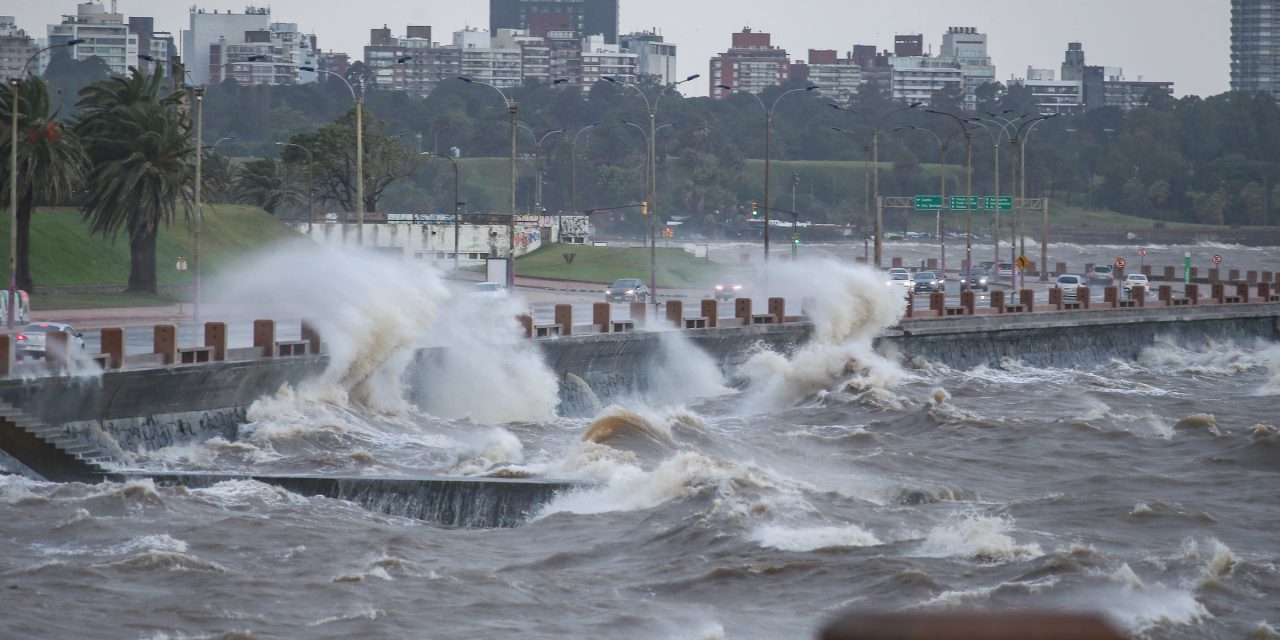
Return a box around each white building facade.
[940,27,995,111]
[47,2,138,76]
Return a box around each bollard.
[100,327,124,370]
[1191,266,1200,281]
[820,612,1126,640]
[1115,267,1125,282]
[1247,270,1258,284]
[1048,287,1063,309]
[929,292,945,316]
[1229,268,1241,282]
[768,297,786,324]
[593,303,611,333]
[554,304,573,336]
[1141,264,1152,277]
[735,298,752,325]
[702,299,718,328]
[905,292,914,318]
[1186,283,1200,304]
[855,256,867,264]
[1162,266,1175,281]
[1209,268,1220,283]
[990,290,1005,313]
[1055,261,1067,277]
[1258,282,1271,300]
[1020,289,1034,313]
[1103,287,1119,308]
[1084,262,1094,276]
[1028,261,1037,277]
[300,320,321,356]
[253,319,276,357]
[1133,285,1146,307]
[891,256,903,268]
[960,290,975,315]
[925,257,938,270]
[1211,283,1226,303]
[154,324,178,365]
[1236,282,1250,303]
[1264,271,1274,285]
[1078,286,1091,309]
[518,314,533,338]
[1158,285,1173,306]
[665,300,683,327]
[0,334,11,376]
[205,322,228,361]
[630,301,646,325]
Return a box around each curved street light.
[276,141,314,233]
[421,152,462,271]
[926,109,976,290]
[569,122,598,217]
[605,73,699,302]
[895,125,953,280]
[831,126,875,262]
[8,38,84,328]
[1015,113,1062,283]
[829,101,922,268]
[719,83,819,260]
[517,124,565,214]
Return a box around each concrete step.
[57,444,97,455]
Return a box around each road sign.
[981,196,1014,210]
[1184,252,1192,286]
[1212,254,1222,265]
[175,256,188,272]
[1015,255,1030,272]
[563,252,576,265]
[948,196,980,210]
[1115,256,1127,269]
[662,228,674,239]
[914,195,943,210]
[1138,248,1147,257]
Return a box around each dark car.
[913,271,945,293]
[1087,265,1114,284]
[605,278,650,303]
[714,282,747,301]
[959,267,990,291]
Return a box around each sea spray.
[210,244,448,412]
[642,330,733,407]
[738,259,904,412]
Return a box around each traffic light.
[751,202,759,217]
[641,201,648,215]
[792,233,800,245]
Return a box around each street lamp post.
[276,141,314,234]
[926,109,975,290]
[977,111,1031,282]
[831,126,873,260]
[606,73,699,303]
[896,126,949,281]
[459,77,566,287]
[1017,114,1061,282]
[8,38,84,328]
[421,152,461,271]
[517,125,564,214]
[570,122,598,218]
[829,101,922,268]
[719,84,819,260]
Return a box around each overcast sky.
[10,0,1230,98]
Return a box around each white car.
[886,268,913,294]
[470,281,508,297]
[1054,274,1083,298]
[15,322,86,360]
[1121,274,1149,297]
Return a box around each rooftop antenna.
[112,0,118,13]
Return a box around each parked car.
[886,269,913,297]
[714,282,747,301]
[913,271,945,293]
[1121,273,1149,298]
[470,281,507,297]
[993,262,1014,280]
[1054,274,1083,298]
[960,267,990,292]
[15,322,86,360]
[605,278,650,303]
[1087,265,1115,284]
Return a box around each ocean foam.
[751,523,881,551]
[915,514,1043,563]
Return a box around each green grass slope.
[516,243,724,288]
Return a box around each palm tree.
[235,157,302,215]
[75,67,192,294]
[0,75,86,292]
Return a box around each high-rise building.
[490,0,619,44]
[940,27,994,111]
[1231,0,1280,96]
[890,55,963,105]
[129,16,176,76]
[184,7,316,87]
[798,49,862,102]
[894,34,923,58]
[183,7,270,85]
[1018,67,1083,115]
[1059,42,1173,111]
[620,31,677,85]
[47,2,138,76]
[709,28,791,98]
[0,16,38,78]
[364,25,443,96]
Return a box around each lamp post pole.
[829,101,923,268]
[969,119,1001,266]
[895,126,949,281]
[421,152,460,270]
[276,142,313,234]
[518,126,564,215]
[570,123,598,218]
[925,110,975,290]
[720,84,819,261]
[8,39,84,328]
[607,74,699,302]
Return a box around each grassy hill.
[1,205,302,288]
[516,243,725,288]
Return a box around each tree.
[201,151,235,203]
[284,106,419,213]
[0,75,86,292]
[41,49,112,113]
[75,67,192,294]
[235,157,302,215]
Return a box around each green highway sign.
[948,196,980,210]
[914,195,943,210]
[982,196,1013,211]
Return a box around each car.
[15,322,86,361]
[1087,265,1115,284]
[605,278,650,303]
[1121,273,1149,297]
[993,262,1014,280]
[913,271,945,293]
[470,281,507,297]
[960,267,990,291]
[1054,274,1083,298]
[714,282,747,301]
[886,269,913,296]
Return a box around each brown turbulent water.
[2,250,1279,640]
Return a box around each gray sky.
[9,0,1229,98]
